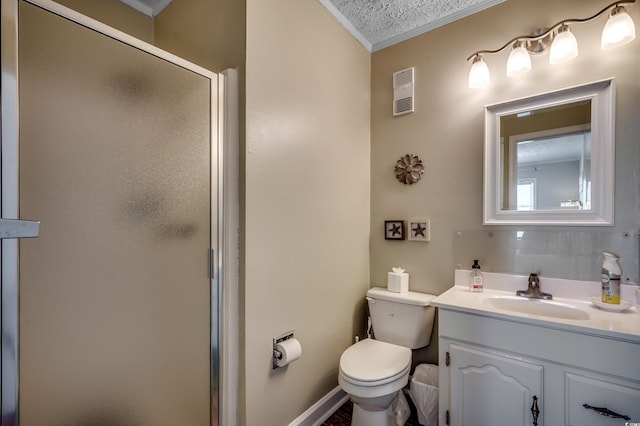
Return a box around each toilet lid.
[340,339,411,383]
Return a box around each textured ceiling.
[320,0,507,51]
[119,0,173,17]
[121,0,507,52]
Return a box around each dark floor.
[322,395,421,426]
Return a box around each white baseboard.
[289,386,349,426]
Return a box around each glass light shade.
[468,56,490,88]
[506,42,531,76]
[601,7,636,49]
[549,26,578,64]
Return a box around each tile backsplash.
[453,229,639,284]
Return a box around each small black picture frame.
[384,220,405,240]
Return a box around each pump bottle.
[470,259,484,292]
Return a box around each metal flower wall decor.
[394,154,424,184]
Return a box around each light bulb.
[468,55,490,88]
[601,6,636,49]
[506,41,531,77]
[549,25,578,64]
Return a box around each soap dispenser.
[601,251,621,304]
[470,259,484,292]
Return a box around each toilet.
[338,287,436,426]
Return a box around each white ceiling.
[318,0,507,51]
[119,0,173,17]
[120,0,507,52]
[517,133,592,166]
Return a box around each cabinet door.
[450,344,543,426]
[566,372,640,425]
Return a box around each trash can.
[408,363,439,426]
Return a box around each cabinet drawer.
[566,372,640,425]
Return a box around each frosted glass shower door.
[9,2,220,425]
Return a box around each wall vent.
[393,67,414,116]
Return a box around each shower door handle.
[0,218,40,239]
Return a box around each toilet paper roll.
[276,338,302,367]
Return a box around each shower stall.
[1,0,227,424]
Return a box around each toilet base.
[351,402,397,426]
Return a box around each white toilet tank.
[366,287,436,349]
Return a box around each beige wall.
[245,0,370,424]
[54,0,153,43]
[371,0,640,363]
[155,1,371,424]
[154,0,245,73]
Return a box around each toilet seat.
[339,339,411,387]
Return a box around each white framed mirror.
[484,78,615,226]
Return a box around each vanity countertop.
[432,270,640,343]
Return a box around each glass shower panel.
[18,2,213,425]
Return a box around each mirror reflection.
[484,78,614,226]
[500,101,591,212]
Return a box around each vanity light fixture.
[468,55,490,88]
[549,25,579,64]
[467,0,636,88]
[506,40,532,76]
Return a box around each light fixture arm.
[466,0,636,61]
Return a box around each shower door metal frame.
[0,1,227,424]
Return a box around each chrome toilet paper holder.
[273,330,295,369]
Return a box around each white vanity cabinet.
[448,342,543,426]
[437,308,640,426]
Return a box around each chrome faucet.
[516,273,552,300]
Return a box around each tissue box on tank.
[388,272,409,293]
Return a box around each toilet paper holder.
[273,330,295,369]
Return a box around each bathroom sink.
[484,296,590,320]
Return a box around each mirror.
[484,79,615,226]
